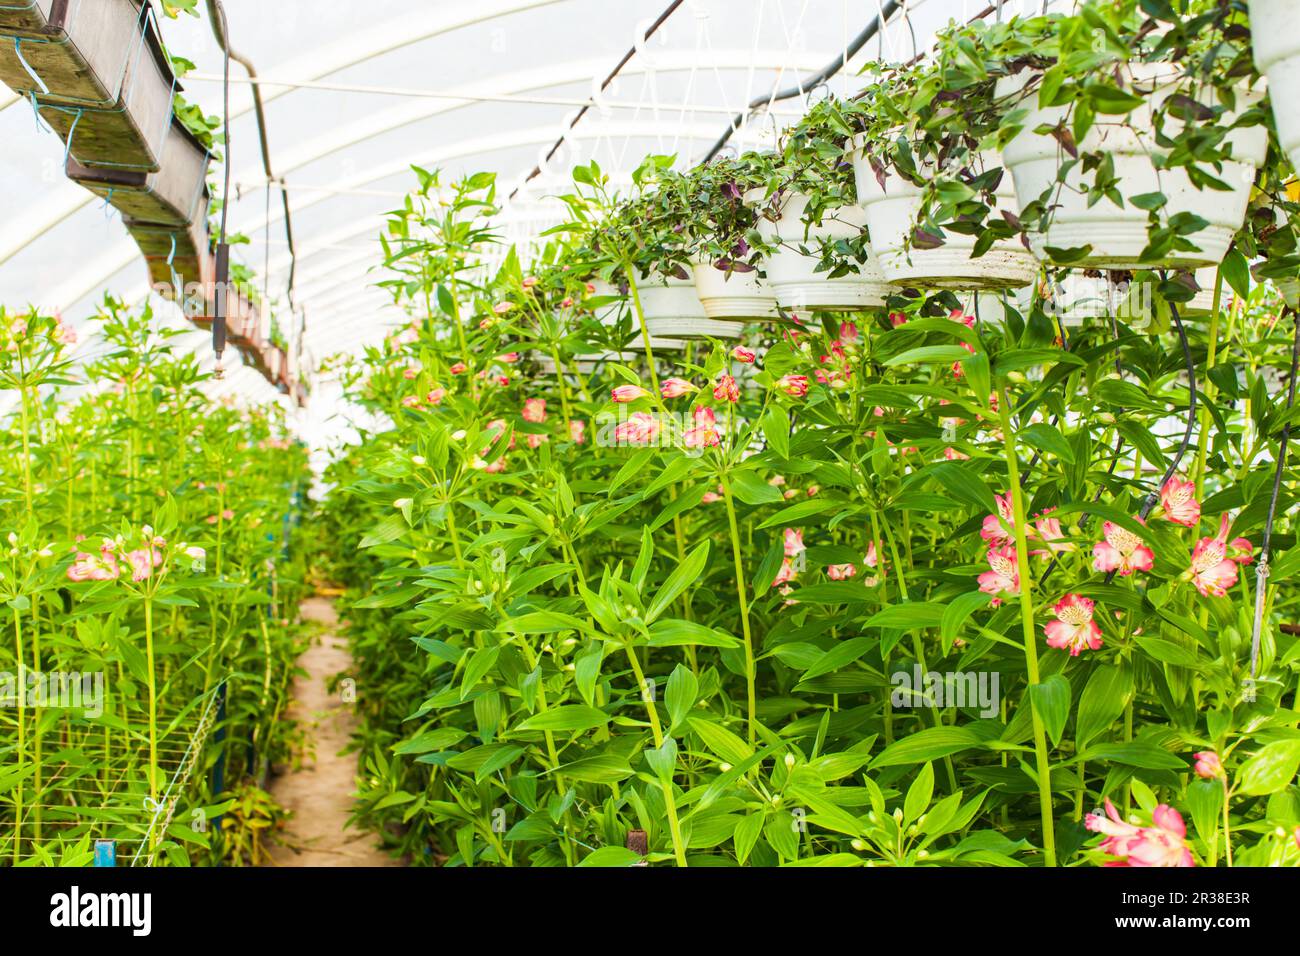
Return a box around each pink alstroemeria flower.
[1032,509,1073,555]
[777,375,808,398]
[981,494,1016,545]
[1092,520,1154,576]
[1044,593,1103,656]
[713,374,739,403]
[731,346,756,364]
[1159,476,1201,527]
[783,528,805,558]
[449,362,467,375]
[426,388,446,406]
[1185,514,1240,597]
[67,548,121,582]
[661,377,696,399]
[1086,799,1195,868]
[126,547,163,583]
[1193,751,1224,780]
[772,557,798,587]
[611,384,649,404]
[569,420,586,444]
[826,563,856,580]
[522,398,547,423]
[613,412,660,445]
[683,405,721,449]
[977,545,1019,607]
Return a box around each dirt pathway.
[265,597,398,867]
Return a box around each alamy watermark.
[891,666,1000,718]
[0,669,105,719]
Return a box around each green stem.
[145,594,159,811]
[12,606,24,864]
[623,639,688,867]
[997,387,1057,867]
[718,469,757,745]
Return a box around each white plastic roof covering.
[0,0,1022,447]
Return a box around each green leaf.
[941,591,992,652]
[1075,664,1132,750]
[1219,250,1249,300]
[665,664,698,733]
[872,727,983,768]
[688,717,753,765]
[1237,740,1300,796]
[903,762,935,825]
[576,847,643,867]
[1029,674,1071,747]
[1019,422,1075,464]
[557,753,634,785]
[762,405,791,459]
[646,540,710,622]
[647,618,739,647]
[865,602,946,630]
[514,705,610,734]
[1082,742,1184,770]
[799,637,874,682]
[729,472,784,505]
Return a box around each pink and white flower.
[614,412,660,445]
[713,374,739,403]
[980,494,1016,545]
[1159,476,1201,527]
[1044,593,1103,656]
[1185,515,1240,597]
[1092,520,1154,576]
[611,384,649,404]
[731,346,756,364]
[776,375,808,398]
[783,528,805,558]
[977,545,1019,606]
[1086,799,1195,867]
[772,557,798,587]
[826,563,856,580]
[661,377,697,399]
[522,398,547,423]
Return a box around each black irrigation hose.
[205,0,298,309]
[212,0,231,369]
[1140,299,1198,519]
[1101,297,1197,585]
[1250,306,1300,679]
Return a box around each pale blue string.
[13,36,47,94]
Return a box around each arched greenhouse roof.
[0,0,992,443]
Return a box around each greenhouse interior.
[2,0,1300,891]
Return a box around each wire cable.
[1250,305,1300,680]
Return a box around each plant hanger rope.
[1251,305,1300,681]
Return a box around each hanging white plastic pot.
[1249,0,1300,176]
[852,142,1037,290]
[691,258,780,322]
[996,64,1266,269]
[1180,266,1224,317]
[587,280,682,350]
[751,191,891,311]
[534,350,641,375]
[635,270,741,339]
[955,288,1033,329]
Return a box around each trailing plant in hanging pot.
[743,100,892,312]
[841,55,1038,292]
[967,2,1269,270]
